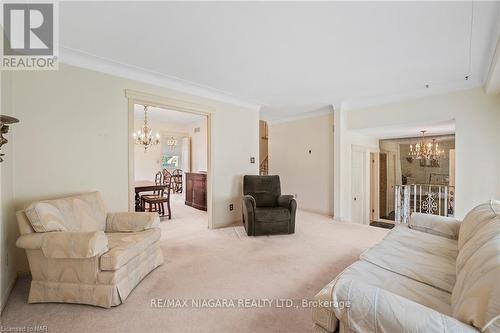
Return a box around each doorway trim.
[351,144,379,224]
[125,89,215,229]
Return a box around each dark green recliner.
[242,175,297,236]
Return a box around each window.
[162,155,180,168]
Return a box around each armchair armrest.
[242,195,256,212]
[277,195,296,210]
[106,212,159,232]
[16,231,108,259]
[242,195,256,234]
[409,212,461,240]
[332,280,476,333]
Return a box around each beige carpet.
[1,195,387,333]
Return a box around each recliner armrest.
[242,195,256,233]
[106,212,160,232]
[16,231,108,259]
[277,195,296,210]
[409,212,461,240]
[242,195,256,211]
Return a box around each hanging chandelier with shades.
[134,105,160,151]
[166,136,178,150]
[408,130,444,161]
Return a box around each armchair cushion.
[24,202,67,233]
[409,212,461,239]
[17,231,108,259]
[100,228,161,271]
[255,207,291,223]
[24,191,107,232]
[106,212,159,232]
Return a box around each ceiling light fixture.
[133,105,160,151]
[408,130,444,161]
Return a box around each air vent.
[194,127,200,133]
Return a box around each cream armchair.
[313,200,500,333]
[16,191,163,308]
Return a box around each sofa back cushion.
[243,175,281,207]
[25,191,107,233]
[458,200,499,250]
[451,200,500,331]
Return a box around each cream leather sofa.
[16,191,163,308]
[313,200,500,333]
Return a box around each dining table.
[134,180,168,212]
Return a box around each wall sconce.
[0,115,19,162]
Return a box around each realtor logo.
[1,2,58,70]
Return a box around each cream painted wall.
[187,117,208,172]
[0,71,22,312]
[345,88,500,219]
[269,113,334,215]
[5,64,258,278]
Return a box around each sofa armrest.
[16,231,108,259]
[106,212,159,232]
[332,280,476,333]
[409,212,461,240]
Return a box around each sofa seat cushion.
[360,226,457,292]
[255,207,290,223]
[313,260,453,332]
[100,228,161,271]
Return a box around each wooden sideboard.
[185,172,207,211]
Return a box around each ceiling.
[60,2,500,121]
[357,119,456,139]
[134,104,204,125]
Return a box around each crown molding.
[484,36,500,94]
[59,46,262,112]
[267,105,334,125]
[340,78,483,112]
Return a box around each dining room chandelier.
[166,136,178,150]
[133,105,160,151]
[408,130,444,161]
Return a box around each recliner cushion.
[243,175,281,207]
[100,228,161,271]
[255,207,290,223]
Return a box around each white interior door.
[386,151,396,215]
[351,150,366,224]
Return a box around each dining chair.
[162,169,172,189]
[172,169,183,193]
[141,171,171,219]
